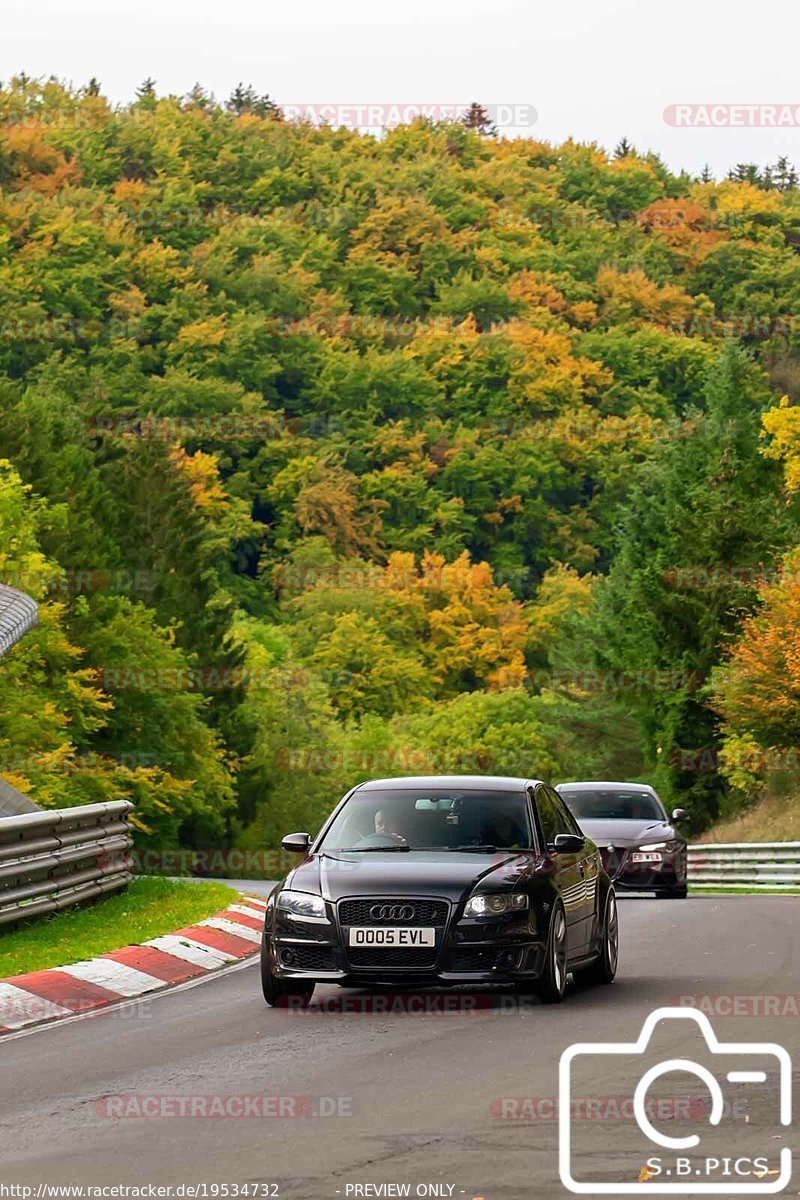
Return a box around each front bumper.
[613,875,684,893]
[267,896,546,984]
[603,847,687,892]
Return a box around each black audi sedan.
[556,781,688,899]
[260,775,618,1007]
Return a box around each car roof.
[354,775,543,792]
[556,781,658,794]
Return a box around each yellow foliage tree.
[761,395,800,492]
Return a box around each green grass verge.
[0,876,239,979]
[689,887,800,896]
[696,787,800,844]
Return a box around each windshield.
[318,788,534,852]
[560,788,666,822]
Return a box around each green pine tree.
[589,343,794,826]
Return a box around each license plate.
[348,926,435,947]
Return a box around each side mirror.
[671,808,687,824]
[553,833,585,854]
[281,832,311,853]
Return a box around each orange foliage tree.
[710,550,800,788]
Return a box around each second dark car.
[556,781,688,898]
[260,774,618,1007]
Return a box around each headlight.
[638,842,669,853]
[464,893,528,917]
[276,890,328,922]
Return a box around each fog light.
[499,950,519,968]
[281,948,296,965]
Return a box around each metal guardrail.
[0,776,39,818]
[689,842,800,890]
[0,583,42,816]
[0,583,134,926]
[0,800,134,927]
[0,583,39,659]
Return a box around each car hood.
[286,850,544,904]
[575,818,678,848]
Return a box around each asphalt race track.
[1,897,798,1198]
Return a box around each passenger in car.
[485,811,527,848]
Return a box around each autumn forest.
[1,77,800,855]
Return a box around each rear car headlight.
[464,893,528,917]
[276,890,328,922]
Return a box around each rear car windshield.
[560,788,665,822]
[318,788,534,851]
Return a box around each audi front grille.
[337,898,449,927]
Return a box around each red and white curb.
[0,895,267,1035]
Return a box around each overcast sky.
[3,0,799,177]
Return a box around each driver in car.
[374,809,408,845]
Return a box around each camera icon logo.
[559,1007,792,1194]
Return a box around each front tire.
[261,947,315,1008]
[536,902,568,1004]
[663,885,688,899]
[574,889,619,987]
